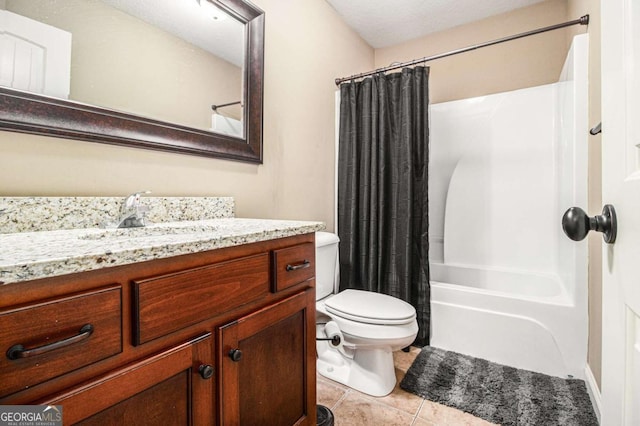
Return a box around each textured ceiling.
[325,0,548,48]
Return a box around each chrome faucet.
[117,191,151,228]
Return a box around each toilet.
[315,232,419,397]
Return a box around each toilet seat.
[324,289,416,325]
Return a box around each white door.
[0,10,71,98]
[601,0,640,425]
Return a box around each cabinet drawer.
[133,253,270,345]
[272,243,315,292]
[0,286,122,397]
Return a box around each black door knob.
[199,364,214,379]
[562,204,617,244]
[229,348,242,362]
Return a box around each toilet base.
[317,341,397,397]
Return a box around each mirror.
[0,0,264,163]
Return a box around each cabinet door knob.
[229,348,242,362]
[198,364,214,379]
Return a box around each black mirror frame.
[0,0,264,163]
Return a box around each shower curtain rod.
[211,101,241,111]
[335,15,589,86]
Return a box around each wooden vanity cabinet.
[0,233,317,426]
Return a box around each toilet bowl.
[315,232,418,397]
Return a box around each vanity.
[0,197,323,425]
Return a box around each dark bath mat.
[400,346,598,426]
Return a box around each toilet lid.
[324,289,416,325]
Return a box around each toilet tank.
[315,232,340,300]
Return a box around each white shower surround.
[429,34,589,379]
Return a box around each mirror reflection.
[0,0,245,138]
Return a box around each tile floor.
[316,347,498,426]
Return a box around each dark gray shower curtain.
[337,66,430,346]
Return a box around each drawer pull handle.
[6,324,94,360]
[286,260,310,272]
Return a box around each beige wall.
[568,0,602,390]
[0,0,374,232]
[375,0,570,104]
[375,0,602,390]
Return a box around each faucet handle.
[123,190,151,210]
[115,191,151,228]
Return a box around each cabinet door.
[219,290,316,426]
[43,334,215,425]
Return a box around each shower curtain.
[337,66,431,346]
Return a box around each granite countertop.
[0,218,325,285]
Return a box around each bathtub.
[427,35,589,380]
[429,262,586,379]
